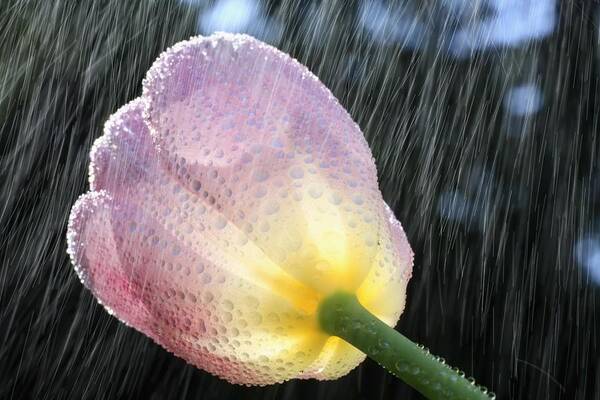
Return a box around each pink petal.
[71,97,329,385]
[67,191,152,329]
[142,33,387,295]
[89,99,153,193]
[67,33,414,385]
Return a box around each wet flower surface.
[67,33,413,385]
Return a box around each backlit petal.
[67,33,413,385]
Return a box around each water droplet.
[253,169,269,182]
[289,166,304,179]
[352,195,364,205]
[260,221,270,232]
[264,201,279,215]
[248,312,263,325]
[254,186,267,198]
[328,193,343,205]
[204,292,214,303]
[308,186,323,199]
[214,216,227,229]
[394,361,409,373]
[377,339,391,351]
[267,312,280,323]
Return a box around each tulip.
[67,33,492,399]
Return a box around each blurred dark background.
[1,0,599,399]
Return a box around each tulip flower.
[67,33,492,399]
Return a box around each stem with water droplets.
[318,291,493,400]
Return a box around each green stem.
[318,291,493,400]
